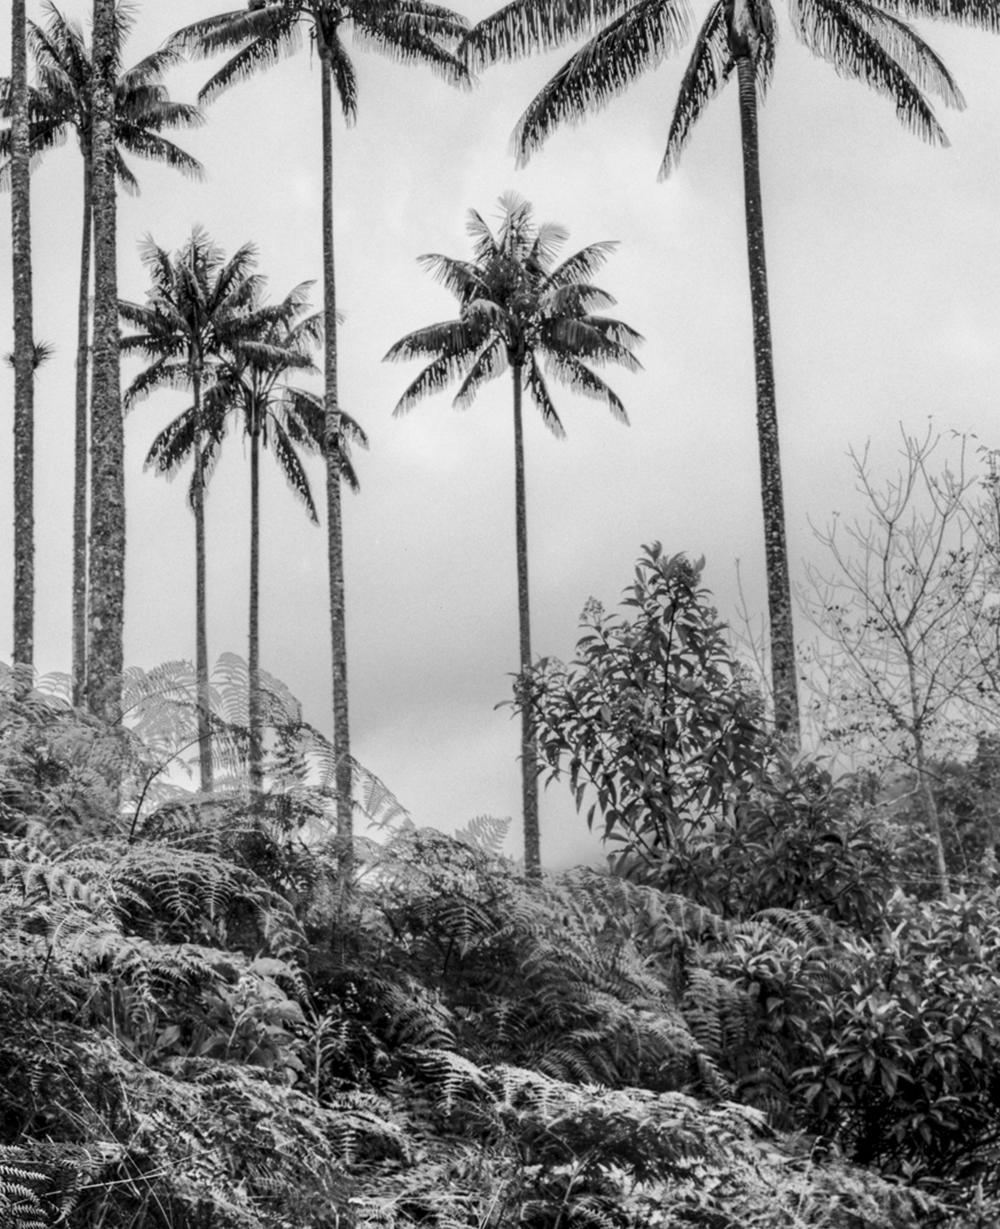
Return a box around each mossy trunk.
[735,53,800,748]
[320,56,353,882]
[11,0,35,674]
[248,418,263,796]
[512,367,541,877]
[72,163,93,707]
[192,370,213,793]
[85,0,125,725]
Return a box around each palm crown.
[0,1,203,191]
[386,192,643,429]
[463,0,972,165]
[169,0,469,116]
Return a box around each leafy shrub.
[790,890,1000,1191]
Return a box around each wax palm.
[168,0,467,877]
[196,287,366,792]
[463,0,973,747]
[0,0,203,704]
[385,193,642,876]
[120,229,264,792]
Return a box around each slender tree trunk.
[11,0,35,674]
[319,57,353,880]
[72,162,92,707]
[512,367,541,877]
[734,54,800,748]
[907,655,949,895]
[192,370,213,792]
[248,418,263,795]
[86,0,125,724]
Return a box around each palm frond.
[660,0,730,176]
[144,407,197,479]
[791,0,951,143]
[820,0,964,107]
[883,0,1000,30]
[384,319,482,363]
[351,19,468,90]
[270,420,320,521]
[196,30,301,104]
[546,283,619,315]
[542,315,644,369]
[453,336,510,408]
[323,32,360,124]
[416,253,487,303]
[462,0,634,69]
[545,240,620,289]
[514,0,692,164]
[392,354,468,414]
[168,6,297,58]
[542,352,631,423]
[122,358,190,407]
[524,359,567,438]
[114,131,204,179]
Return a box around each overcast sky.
[2,0,1000,867]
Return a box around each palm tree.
[384,193,642,875]
[120,229,263,791]
[152,284,367,792]
[463,0,971,747]
[0,1,203,705]
[168,0,468,878]
[9,0,34,676]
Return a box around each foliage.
[793,889,1000,1189]
[2,660,996,1226]
[521,543,768,864]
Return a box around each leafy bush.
[793,889,1000,1191]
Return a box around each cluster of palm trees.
[120,228,365,797]
[5,0,996,872]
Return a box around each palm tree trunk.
[86,0,125,725]
[512,366,541,877]
[248,418,263,795]
[734,53,800,749]
[319,56,353,881]
[192,370,213,793]
[11,0,35,674]
[72,162,92,707]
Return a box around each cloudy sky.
[2,0,999,867]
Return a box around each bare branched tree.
[802,428,1000,895]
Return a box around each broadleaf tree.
[519,543,768,880]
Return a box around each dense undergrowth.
[2,632,999,1226]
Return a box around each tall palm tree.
[150,284,367,792]
[0,0,203,705]
[168,0,468,878]
[87,0,125,726]
[463,0,971,747]
[9,0,35,676]
[120,229,263,791]
[384,193,642,876]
